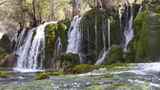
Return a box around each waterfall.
[95,19,111,65]
[123,6,134,52]
[14,21,57,72]
[54,36,62,56]
[14,29,26,50]
[0,32,4,39]
[66,15,81,54]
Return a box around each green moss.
[0,71,10,78]
[79,8,121,64]
[54,53,80,72]
[126,10,150,62]
[80,9,112,63]
[107,46,124,64]
[35,72,49,80]
[35,71,65,80]
[134,10,150,59]
[44,23,58,68]
[57,23,67,31]
[57,22,68,50]
[47,71,64,76]
[44,20,70,68]
[71,64,98,74]
[0,49,7,60]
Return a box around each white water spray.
[14,21,57,72]
[124,6,134,52]
[66,15,81,54]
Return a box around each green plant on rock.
[71,64,98,74]
[47,71,64,76]
[44,24,57,68]
[57,22,68,50]
[35,72,49,80]
[133,10,150,60]
[0,71,10,78]
[107,46,124,64]
[54,53,80,72]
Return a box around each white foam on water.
[66,15,81,54]
[14,21,57,72]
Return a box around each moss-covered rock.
[35,71,64,80]
[44,23,57,68]
[47,71,64,76]
[0,53,17,67]
[70,64,98,74]
[54,53,80,71]
[107,46,124,64]
[79,8,121,64]
[44,22,68,68]
[133,10,150,60]
[0,71,11,78]
[128,5,160,62]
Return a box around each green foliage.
[57,22,68,50]
[71,64,98,74]
[47,71,64,76]
[107,46,124,64]
[35,72,49,80]
[35,71,64,80]
[133,10,150,60]
[0,71,10,78]
[54,53,80,71]
[44,21,69,68]
[44,23,57,68]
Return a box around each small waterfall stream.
[14,22,57,72]
[0,32,4,39]
[95,19,111,65]
[123,5,134,52]
[66,15,81,54]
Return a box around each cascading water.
[0,32,4,39]
[14,29,27,51]
[95,19,111,65]
[123,4,134,52]
[14,21,57,72]
[66,15,81,54]
[54,36,62,56]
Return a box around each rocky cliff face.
[79,0,143,64]
[0,21,17,67]
[127,0,160,62]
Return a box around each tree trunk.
[32,0,37,27]
[72,0,80,17]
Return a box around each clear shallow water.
[0,63,160,90]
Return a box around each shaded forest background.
[0,0,94,29]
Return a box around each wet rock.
[0,53,17,67]
[0,34,12,53]
[53,53,80,71]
